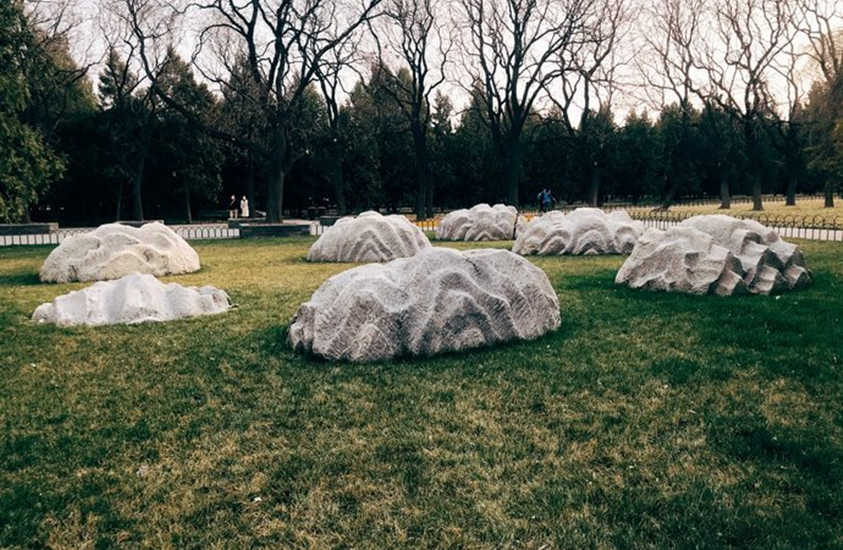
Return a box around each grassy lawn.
[1,237,841,549]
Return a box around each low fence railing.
[0,224,240,247]
[625,211,843,241]
[559,193,827,211]
[2,210,841,247]
[408,210,842,242]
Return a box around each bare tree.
[700,0,801,211]
[638,0,724,208]
[313,34,365,215]
[458,0,595,205]
[550,0,632,206]
[99,0,174,220]
[795,0,842,207]
[122,0,382,222]
[640,0,802,211]
[796,0,841,85]
[768,40,808,206]
[23,0,98,136]
[371,0,451,219]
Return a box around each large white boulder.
[40,222,200,283]
[289,247,561,362]
[513,208,644,255]
[307,211,431,263]
[435,203,523,241]
[32,272,230,326]
[615,215,811,295]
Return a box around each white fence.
[0,224,239,247]
[0,222,330,247]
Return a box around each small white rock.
[32,273,230,326]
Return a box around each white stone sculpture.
[32,272,230,326]
[615,215,811,295]
[307,210,431,263]
[289,247,561,361]
[40,222,200,283]
[435,203,523,241]
[513,208,644,255]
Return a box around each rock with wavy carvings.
[289,247,561,361]
[513,208,644,255]
[307,210,431,263]
[32,272,230,326]
[40,222,200,283]
[679,215,811,294]
[435,203,523,241]
[615,215,811,295]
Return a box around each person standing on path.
[228,195,237,219]
[240,196,250,218]
[542,188,555,212]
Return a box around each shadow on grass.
[0,272,41,286]
[256,318,577,373]
[709,411,842,483]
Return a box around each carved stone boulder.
[615,215,811,295]
[40,222,200,283]
[435,203,523,241]
[289,247,561,361]
[513,208,644,255]
[307,211,431,263]
[33,272,230,326]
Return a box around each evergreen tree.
[0,0,64,223]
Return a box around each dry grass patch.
[635,197,843,222]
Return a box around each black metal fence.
[625,210,843,241]
[557,193,827,211]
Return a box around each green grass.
[1,237,842,549]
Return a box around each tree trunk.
[414,175,426,221]
[751,174,763,211]
[661,179,678,209]
[504,137,521,206]
[331,163,347,215]
[328,139,346,216]
[115,180,123,220]
[425,179,434,220]
[825,181,835,207]
[589,164,600,206]
[184,184,192,224]
[132,151,146,220]
[745,119,762,211]
[412,123,429,221]
[415,175,426,221]
[719,175,730,209]
[247,151,256,218]
[785,175,797,206]
[266,136,287,223]
[266,167,285,223]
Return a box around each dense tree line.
[1,0,841,225]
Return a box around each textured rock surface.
[615,215,811,295]
[435,203,523,241]
[513,208,644,255]
[40,222,200,283]
[290,247,561,361]
[32,272,230,326]
[307,211,431,263]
